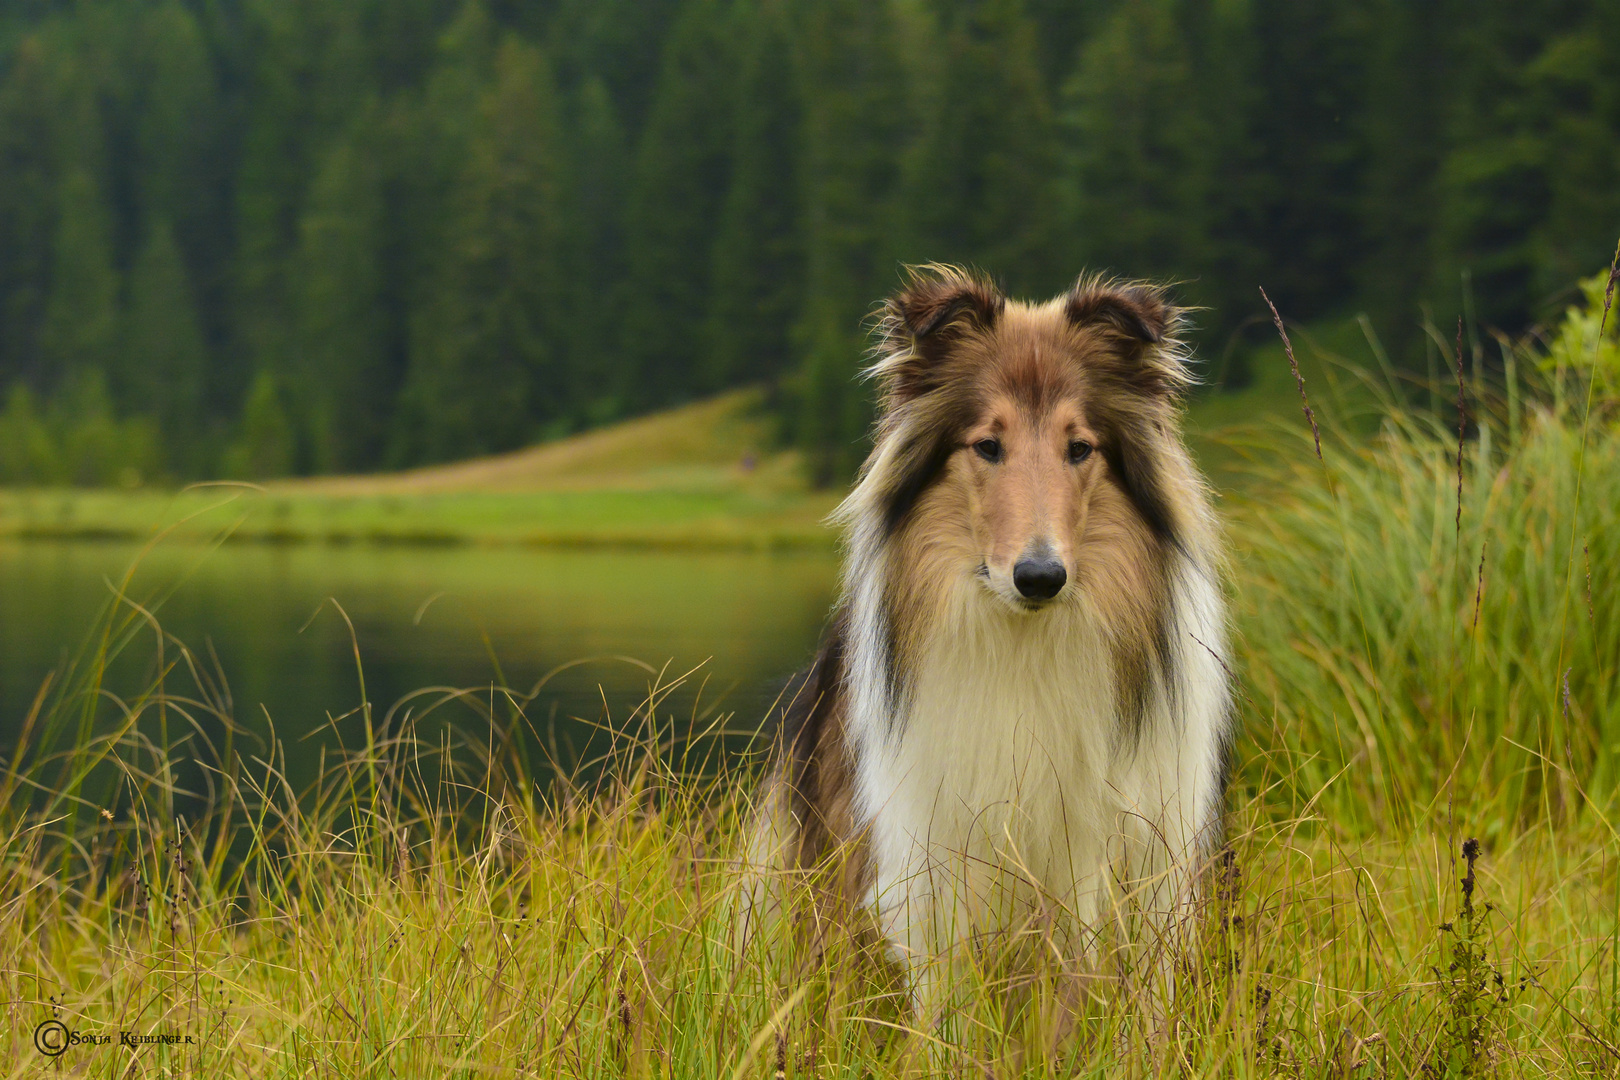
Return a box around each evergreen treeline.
[0,0,1615,486]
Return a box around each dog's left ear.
[875,267,1004,403]
[1065,281,1188,397]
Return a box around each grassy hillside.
[0,390,840,549]
[0,333,1367,549]
[292,389,800,495]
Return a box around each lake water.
[0,540,838,792]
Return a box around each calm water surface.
[0,541,837,790]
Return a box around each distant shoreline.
[0,524,837,551]
[0,488,840,552]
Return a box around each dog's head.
[858,265,1194,613]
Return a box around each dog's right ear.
[874,266,1003,403]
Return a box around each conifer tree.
[1023,0,1116,90]
[51,367,161,486]
[617,0,741,412]
[222,370,296,479]
[366,0,465,94]
[794,0,915,484]
[398,33,567,462]
[1065,0,1204,278]
[1529,0,1620,297]
[1060,0,1257,325]
[702,0,804,392]
[895,0,1062,295]
[547,0,686,145]
[561,75,630,422]
[0,384,59,484]
[1357,0,1448,351]
[129,1,229,407]
[122,218,209,458]
[0,0,1616,480]
[1435,0,1620,327]
[39,168,121,381]
[232,0,371,416]
[0,34,58,387]
[1244,0,1365,317]
[291,123,391,472]
[131,3,216,255]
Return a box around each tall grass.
[1232,344,1619,833]
[2,277,1618,1075]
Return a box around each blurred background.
[0,0,1614,487]
[0,0,1616,781]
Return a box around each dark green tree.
[221,370,296,479]
[39,168,121,381]
[1023,0,1118,90]
[1435,0,1620,328]
[794,0,915,484]
[290,121,392,472]
[127,0,231,408]
[895,0,1063,295]
[0,384,58,483]
[0,0,1616,483]
[50,367,161,487]
[0,34,59,388]
[1356,0,1450,352]
[702,0,804,392]
[1061,0,1259,324]
[616,0,741,412]
[232,0,372,411]
[122,218,209,461]
[547,0,686,137]
[397,33,567,462]
[1527,1,1620,300]
[560,75,630,423]
[1244,0,1367,317]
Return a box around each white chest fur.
[846,564,1227,976]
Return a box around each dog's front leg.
[1109,797,1207,1039]
[870,838,982,1039]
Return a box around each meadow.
[0,391,841,550]
[1,278,1617,1076]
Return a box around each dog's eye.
[1067,440,1093,464]
[973,439,1002,463]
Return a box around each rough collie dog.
[747,266,1231,1012]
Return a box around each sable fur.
[749,265,1232,1005]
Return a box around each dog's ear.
[1065,279,1189,398]
[1067,279,1189,541]
[875,267,1004,402]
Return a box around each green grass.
[2,292,1618,1075]
[0,485,841,549]
[1234,395,1619,826]
[4,726,1616,1076]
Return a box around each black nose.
[1013,555,1067,600]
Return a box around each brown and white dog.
[748,266,1231,1008]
